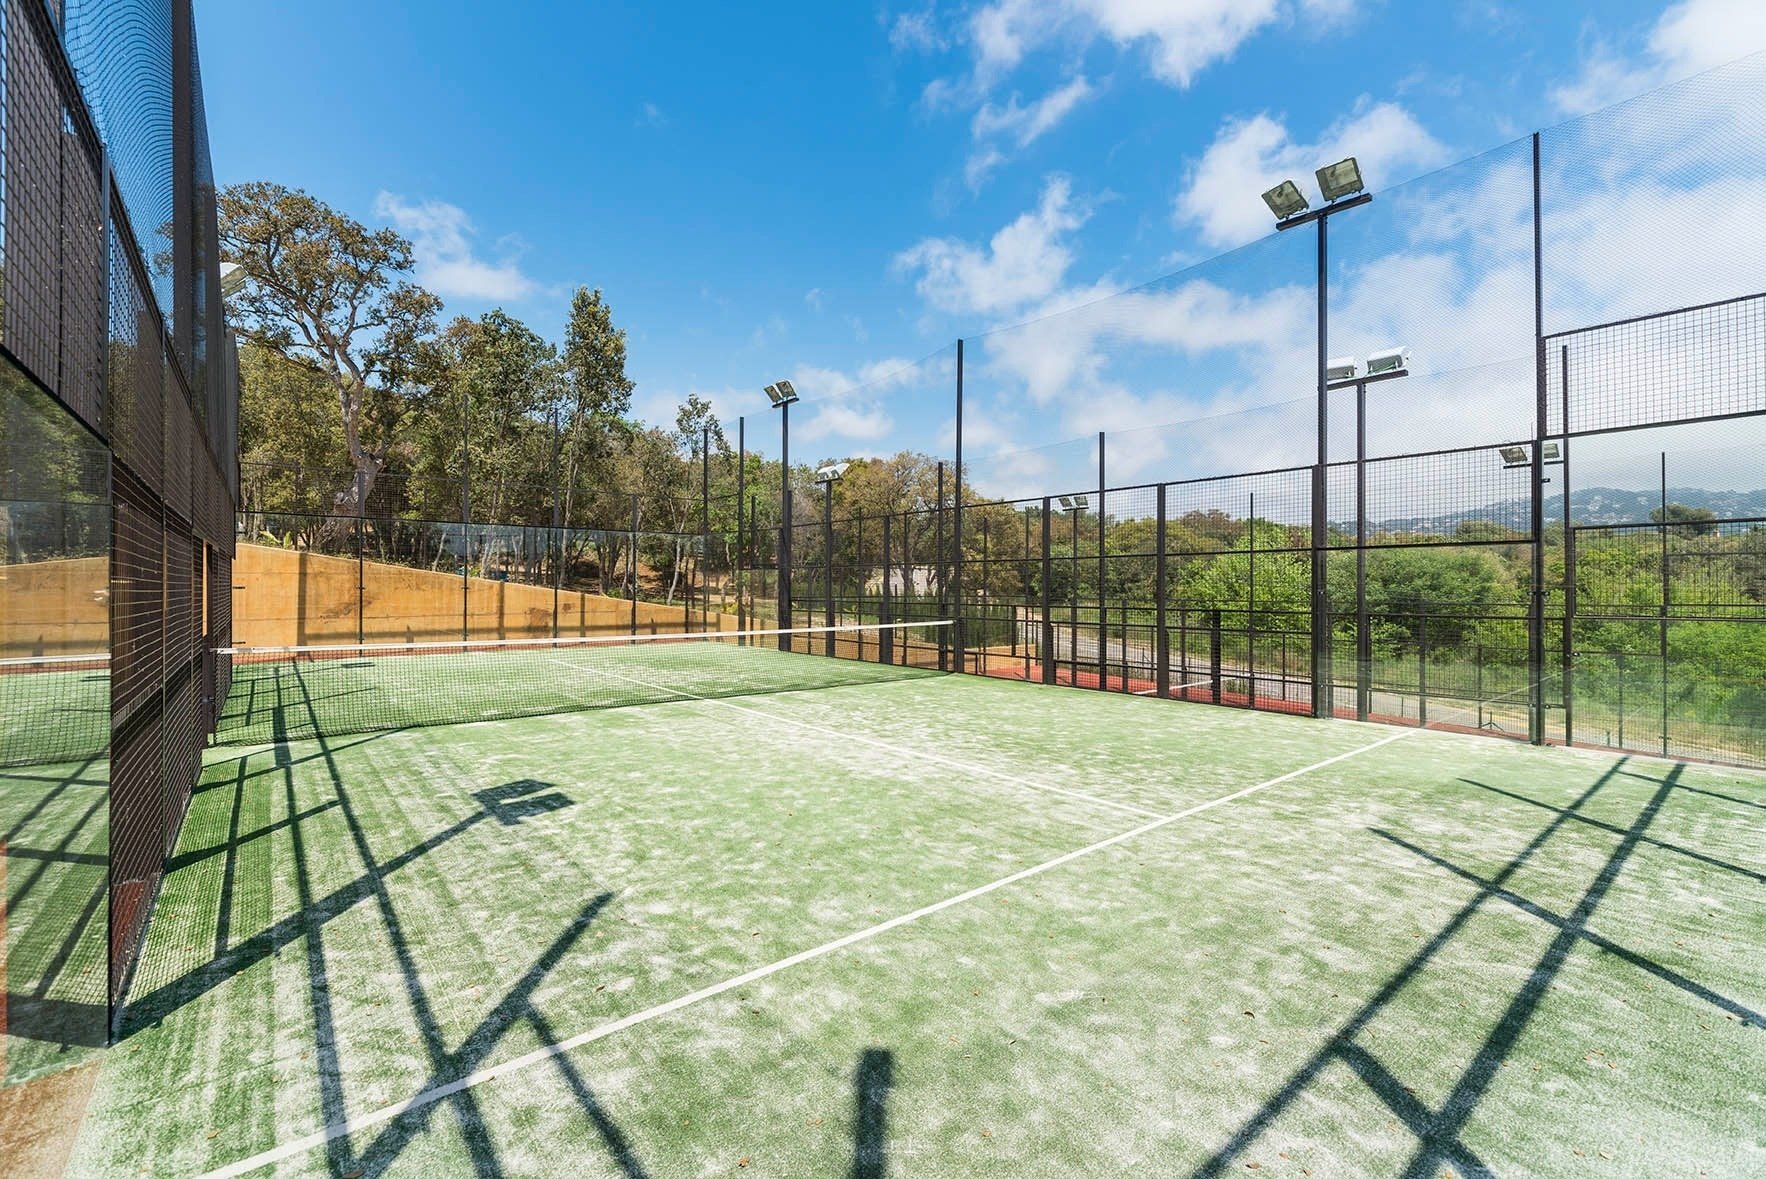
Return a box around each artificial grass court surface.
[66,667,1762,1177]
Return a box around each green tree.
[219,182,441,514]
[1649,502,1718,536]
[559,287,636,533]
[236,342,348,518]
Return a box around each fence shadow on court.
[118,655,916,1175]
[1186,756,1762,1178]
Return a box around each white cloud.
[972,75,1096,146]
[637,101,669,128]
[889,6,947,52]
[373,193,536,301]
[1552,0,1766,114]
[894,176,1089,314]
[1174,101,1450,248]
[964,0,1300,90]
[962,146,1007,192]
[805,288,826,312]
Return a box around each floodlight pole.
[736,417,746,638]
[1275,189,1371,720]
[1326,364,1409,723]
[778,399,792,651]
[701,425,711,634]
[822,480,836,657]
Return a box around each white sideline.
[199,728,1411,1179]
[552,657,1167,820]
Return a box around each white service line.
[546,656,1166,820]
[199,727,1412,1179]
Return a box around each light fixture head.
[775,379,799,405]
[1499,445,1529,465]
[1541,441,1561,461]
[1316,157,1365,203]
[763,384,782,406]
[1071,494,1089,511]
[1366,346,1410,377]
[815,462,849,483]
[1326,356,1359,383]
[1261,179,1309,221]
[1057,496,1073,510]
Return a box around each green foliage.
[1649,501,1718,535]
[220,181,441,512]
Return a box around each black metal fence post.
[355,468,366,646]
[736,417,746,639]
[1210,608,1223,703]
[935,461,948,671]
[1660,452,1670,756]
[1155,483,1169,698]
[1529,129,1547,744]
[1418,612,1429,727]
[629,493,639,637]
[954,338,965,672]
[1247,492,1257,710]
[1096,432,1107,691]
[1041,497,1054,685]
[881,512,894,665]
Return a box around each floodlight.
[1071,494,1089,511]
[764,384,782,406]
[1316,157,1365,203]
[1057,496,1073,510]
[1261,180,1309,221]
[1499,445,1528,465]
[776,379,798,402]
[219,264,248,298]
[815,462,849,483]
[765,380,799,408]
[1541,442,1561,461]
[1366,346,1409,376]
[1326,357,1359,383]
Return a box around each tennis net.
[213,620,953,746]
[0,653,111,767]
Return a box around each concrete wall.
[233,543,738,648]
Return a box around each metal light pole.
[1265,161,1373,720]
[765,381,799,649]
[461,382,472,642]
[811,464,848,658]
[736,416,746,638]
[1325,351,1410,722]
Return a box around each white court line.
[198,727,1412,1179]
[545,656,1166,821]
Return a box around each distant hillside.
[1356,487,1766,536]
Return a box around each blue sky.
[194,0,1766,492]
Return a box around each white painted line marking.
[199,728,1411,1178]
[547,656,1167,820]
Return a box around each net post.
[1155,484,1169,698]
[1040,497,1054,685]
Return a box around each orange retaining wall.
[0,557,108,657]
[232,543,739,648]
